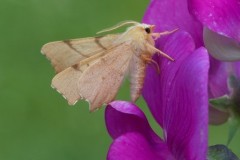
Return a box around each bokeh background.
[0,0,239,159]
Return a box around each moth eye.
[145,27,151,34]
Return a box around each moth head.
[139,23,155,34]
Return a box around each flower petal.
[107,132,174,160]
[204,27,240,61]
[208,58,230,97]
[143,31,195,126]
[105,101,175,160]
[189,0,240,42]
[105,101,161,143]
[143,0,203,47]
[143,31,209,159]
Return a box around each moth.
[41,20,176,112]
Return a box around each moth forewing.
[41,34,120,73]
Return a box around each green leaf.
[208,144,240,160]
[227,114,240,145]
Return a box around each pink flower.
[104,0,240,159]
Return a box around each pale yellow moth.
[41,20,176,112]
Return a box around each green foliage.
[0,0,148,159]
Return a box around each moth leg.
[152,28,178,40]
[141,54,160,74]
[146,43,174,61]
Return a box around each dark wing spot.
[72,64,80,70]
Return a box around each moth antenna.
[97,20,140,34]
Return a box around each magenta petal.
[143,0,203,47]
[143,31,196,127]
[105,101,174,159]
[208,58,230,97]
[105,101,161,143]
[143,31,209,159]
[189,0,240,42]
[164,47,209,159]
[107,132,174,160]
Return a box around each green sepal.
[209,95,231,112]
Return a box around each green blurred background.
[0,0,239,159]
